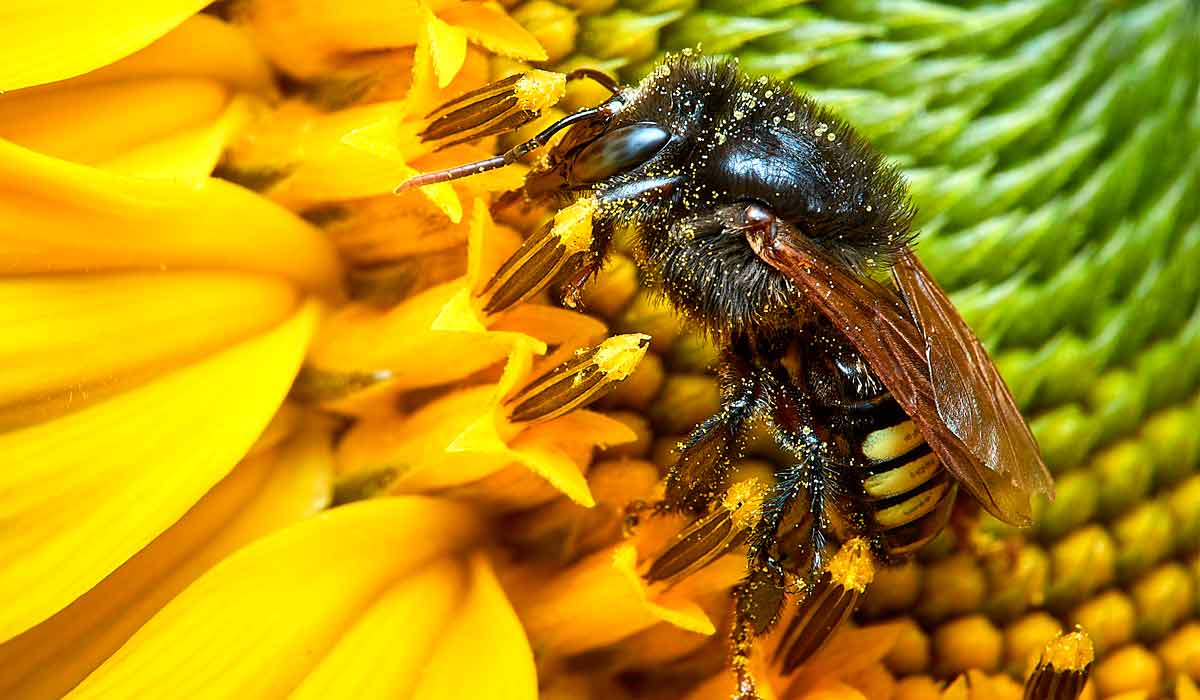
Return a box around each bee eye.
[739,201,776,227]
[570,122,671,183]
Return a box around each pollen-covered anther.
[514,69,568,113]
[774,538,879,673]
[826,536,877,593]
[477,196,598,315]
[1022,627,1095,700]
[646,476,768,584]
[419,70,566,149]
[504,332,651,424]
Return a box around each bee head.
[654,58,917,274]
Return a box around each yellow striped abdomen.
[855,417,957,559]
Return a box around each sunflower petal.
[410,554,537,700]
[66,497,481,698]
[422,5,469,89]
[0,422,333,700]
[61,14,274,94]
[0,139,341,295]
[512,542,719,658]
[0,271,298,424]
[288,559,467,700]
[0,78,230,166]
[0,303,318,643]
[438,2,549,61]
[102,94,254,179]
[0,0,211,91]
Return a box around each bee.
[400,53,1054,694]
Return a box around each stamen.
[505,333,651,424]
[477,196,598,314]
[646,477,768,583]
[774,538,877,672]
[1023,628,1094,700]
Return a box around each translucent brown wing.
[751,232,1053,526]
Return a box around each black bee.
[400,53,1054,694]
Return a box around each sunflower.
[0,1,1198,699]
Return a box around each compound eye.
[570,122,671,183]
[739,201,775,227]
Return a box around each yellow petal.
[102,94,254,179]
[613,544,717,635]
[67,497,481,698]
[0,139,341,296]
[0,303,318,643]
[59,14,275,94]
[0,422,332,700]
[309,280,542,394]
[0,77,230,166]
[785,623,904,698]
[260,101,458,214]
[683,653,780,700]
[335,390,516,492]
[0,271,298,425]
[439,1,549,61]
[235,0,451,77]
[508,433,596,507]
[0,0,212,91]
[289,559,467,700]
[512,542,718,658]
[410,554,537,700]
[1178,675,1199,700]
[503,411,638,507]
[422,4,468,89]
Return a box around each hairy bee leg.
[663,353,768,513]
[730,586,766,700]
[762,383,839,577]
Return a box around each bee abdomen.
[855,413,957,560]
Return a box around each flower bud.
[917,553,987,624]
[1131,563,1195,642]
[1069,591,1134,656]
[934,614,1003,676]
[650,373,721,434]
[1046,526,1116,609]
[1090,440,1153,520]
[1093,645,1162,698]
[1005,612,1063,677]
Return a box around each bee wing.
[890,249,1053,517]
[752,233,1051,526]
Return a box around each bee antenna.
[565,68,621,95]
[395,105,610,193]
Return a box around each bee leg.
[663,353,768,513]
[761,383,837,578]
[759,383,872,672]
[556,217,615,309]
[730,581,772,700]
